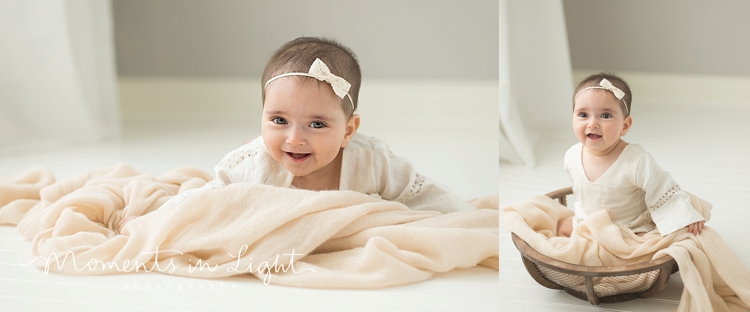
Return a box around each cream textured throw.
[0,164,498,288]
[503,195,750,311]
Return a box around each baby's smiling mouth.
[286,152,311,160]
[587,133,602,140]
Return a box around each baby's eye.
[271,117,287,125]
[577,112,588,118]
[601,113,612,119]
[310,121,327,129]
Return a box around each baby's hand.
[687,220,704,236]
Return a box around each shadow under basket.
[511,187,679,305]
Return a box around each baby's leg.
[557,217,573,237]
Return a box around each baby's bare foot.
[557,217,573,237]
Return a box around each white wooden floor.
[0,80,500,311]
[499,104,750,311]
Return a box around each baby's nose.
[286,128,306,146]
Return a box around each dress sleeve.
[563,144,585,226]
[210,137,288,187]
[366,139,476,214]
[635,151,704,236]
[151,142,263,214]
[139,138,278,222]
[563,144,580,193]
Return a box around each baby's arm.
[401,173,478,213]
[363,138,476,213]
[636,152,705,236]
[558,144,581,236]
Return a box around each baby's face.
[262,78,357,179]
[572,89,631,156]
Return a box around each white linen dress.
[202,132,476,214]
[565,143,704,236]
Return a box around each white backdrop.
[0,0,120,155]
[0,0,570,167]
[499,0,573,166]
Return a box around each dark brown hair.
[573,72,632,117]
[262,37,361,117]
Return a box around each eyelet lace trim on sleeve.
[401,172,425,202]
[207,179,225,189]
[648,184,681,212]
[218,146,264,170]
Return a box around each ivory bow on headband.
[597,79,625,100]
[574,78,628,115]
[264,58,354,110]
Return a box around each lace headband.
[264,58,354,111]
[574,78,629,115]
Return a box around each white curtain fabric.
[499,0,573,166]
[0,0,120,154]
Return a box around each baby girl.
[557,73,704,237]
[120,37,475,232]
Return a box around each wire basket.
[511,187,679,305]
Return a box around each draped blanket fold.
[502,195,750,311]
[0,164,499,288]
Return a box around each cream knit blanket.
[0,164,498,288]
[503,195,750,311]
